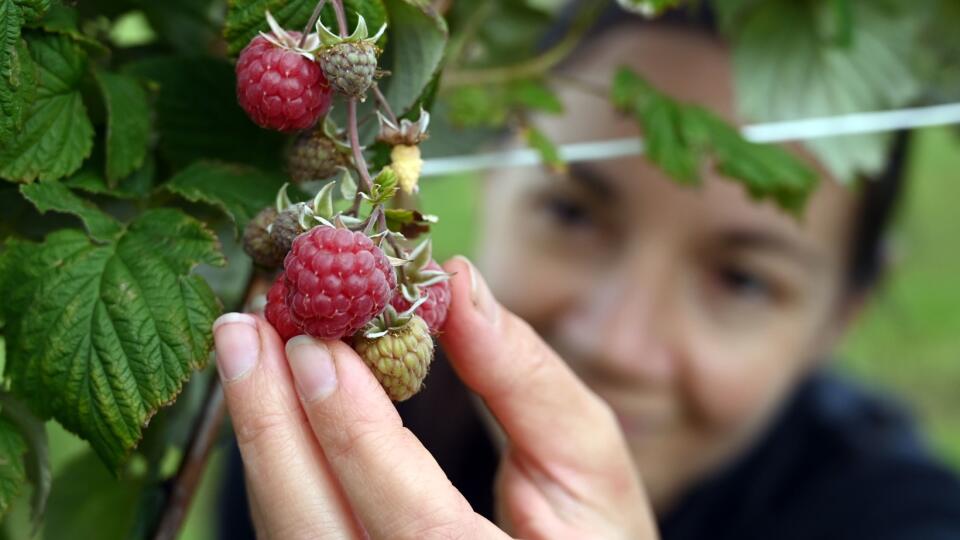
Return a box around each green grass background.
[5,128,958,538]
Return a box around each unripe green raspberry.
[353,315,434,401]
[288,130,348,183]
[243,207,284,268]
[269,204,307,255]
[319,41,378,99]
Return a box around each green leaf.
[43,451,142,540]
[384,208,432,238]
[64,157,155,200]
[0,31,36,140]
[164,160,289,233]
[93,69,151,185]
[0,392,50,530]
[224,0,387,56]
[0,32,94,183]
[19,181,123,241]
[14,0,50,23]
[0,417,27,520]
[0,209,224,472]
[524,125,565,174]
[380,0,448,117]
[0,1,52,139]
[727,0,922,181]
[612,67,818,211]
[509,79,563,114]
[125,56,285,171]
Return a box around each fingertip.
[213,313,261,383]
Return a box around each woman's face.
[477,27,859,510]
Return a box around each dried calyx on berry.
[288,118,353,184]
[315,15,387,100]
[236,11,333,132]
[390,239,451,335]
[378,108,430,194]
[269,181,352,254]
[354,301,435,401]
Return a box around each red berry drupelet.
[284,227,397,340]
[265,274,302,342]
[236,34,333,132]
[390,260,451,335]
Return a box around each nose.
[558,246,677,387]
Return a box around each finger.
[285,336,506,540]
[213,313,361,539]
[439,257,628,477]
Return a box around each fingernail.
[453,256,499,325]
[286,336,337,402]
[213,313,260,382]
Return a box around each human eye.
[540,191,598,231]
[714,264,774,301]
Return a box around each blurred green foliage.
[840,128,960,467]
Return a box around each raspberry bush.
[0,0,956,537]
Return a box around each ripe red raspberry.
[284,227,397,340]
[236,35,333,132]
[390,260,451,335]
[265,274,302,342]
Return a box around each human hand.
[212,257,657,539]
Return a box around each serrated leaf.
[224,0,387,56]
[0,32,93,183]
[524,125,565,174]
[380,0,447,117]
[0,209,225,472]
[93,69,151,185]
[15,0,50,23]
[0,392,50,530]
[0,416,27,519]
[124,56,285,171]
[20,181,123,241]
[0,19,37,139]
[65,156,155,200]
[43,451,142,540]
[164,160,290,234]
[612,67,817,211]
[727,0,922,181]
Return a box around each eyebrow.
[565,163,617,201]
[718,229,821,269]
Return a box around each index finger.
[284,337,507,540]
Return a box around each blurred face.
[478,27,858,511]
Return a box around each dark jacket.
[220,354,960,539]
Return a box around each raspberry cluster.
[237,11,445,402]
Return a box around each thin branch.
[441,0,605,88]
[299,0,328,47]
[331,0,349,38]
[372,85,398,125]
[347,98,375,193]
[150,273,270,540]
[151,376,225,540]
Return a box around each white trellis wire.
[420,102,960,177]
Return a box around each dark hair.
[549,3,907,293]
